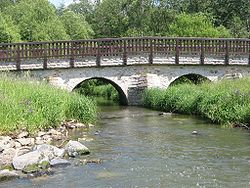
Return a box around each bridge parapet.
[0,37,249,71]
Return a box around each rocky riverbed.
[0,120,99,182]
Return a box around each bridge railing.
[0,37,249,69]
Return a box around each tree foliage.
[167,13,230,37]
[4,0,69,41]
[0,0,249,43]
[0,13,21,43]
[60,10,94,39]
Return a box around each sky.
[49,0,77,7]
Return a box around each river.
[1,106,250,188]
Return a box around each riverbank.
[143,78,250,129]
[0,74,96,134]
[0,120,99,181]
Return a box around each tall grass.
[143,78,250,127]
[0,74,96,133]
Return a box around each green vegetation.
[168,13,230,38]
[0,75,96,134]
[0,12,21,43]
[75,79,119,105]
[143,78,250,128]
[0,0,249,43]
[0,0,93,42]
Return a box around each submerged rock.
[80,159,102,165]
[50,158,70,167]
[64,140,90,157]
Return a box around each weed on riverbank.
[143,78,250,128]
[0,74,96,134]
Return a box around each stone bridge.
[0,37,250,105]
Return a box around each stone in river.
[50,158,70,167]
[64,140,90,157]
[12,151,42,170]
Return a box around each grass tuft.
[0,74,96,134]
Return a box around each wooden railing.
[0,37,249,70]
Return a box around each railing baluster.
[70,41,75,68]
[96,41,101,66]
[123,39,127,65]
[149,38,153,64]
[175,39,180,65]
[16,45,21,70]
[43,43,48,69]
[225,40,229,65]
[200,39,205,65]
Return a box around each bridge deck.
[0,37,249,70]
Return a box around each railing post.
[70,41,75,68]
[200,40,205,65]
[16,45,21,70]
[96,41,101,66]
[123,40,127,65]
[225,40,229,65]
[43,46,48,69]
[175,39,180,65]
[149,39,153,64]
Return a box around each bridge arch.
[169,73,211,87]
[73,77,128,106]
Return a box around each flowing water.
[1,106,250,188]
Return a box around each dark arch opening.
[169,74,210,87]
[73,77,128,106]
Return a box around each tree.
[167,13,231,38]
[0,13,21,43]
[60,11,94,39]
[93,0,129,37]
[0,0,20,11]
[5,0,69,41]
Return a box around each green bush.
[0,74,96,133]
[143,78,250,127]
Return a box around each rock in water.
[192,130,198,135]
[12,151,42,170]
[50,158,70,167]
[64,140,90,157]
[35,144,65,159]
